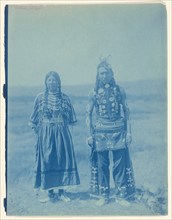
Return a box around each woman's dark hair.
[45,71,61,94]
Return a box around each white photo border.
[0,0,171,219]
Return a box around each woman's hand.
[125,132,132,146]
[32,127,38,135]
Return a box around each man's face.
[98,67,113,84]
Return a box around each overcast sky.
[8,3,167,86]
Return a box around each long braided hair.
[43,71,62,116]
[94,59,116,93]
[45,71,61,95]
[94,59,123,118]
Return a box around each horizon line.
[8,77,167,88]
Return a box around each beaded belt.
[95,118,125,133]
[42,118,64,124]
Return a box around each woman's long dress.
[29,92,80,190]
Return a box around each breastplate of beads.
[95,85,121,119]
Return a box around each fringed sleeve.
[69,103,77,124]
[85,90,95,132]
[119,87,131,134]
[64,94,77,124]
[28,94,41,129]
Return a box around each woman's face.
[97,67,113,84]
[46,75,60,93]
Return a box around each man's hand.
[87,136,94,147]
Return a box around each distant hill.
[8,84,92,97]
[7,78,167,100]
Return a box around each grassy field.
[6,79,167,216]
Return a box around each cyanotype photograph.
[1,1,169,218]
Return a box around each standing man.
[86,59,135,206]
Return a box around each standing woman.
[29,71,80,202]
[86,59,135,206]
